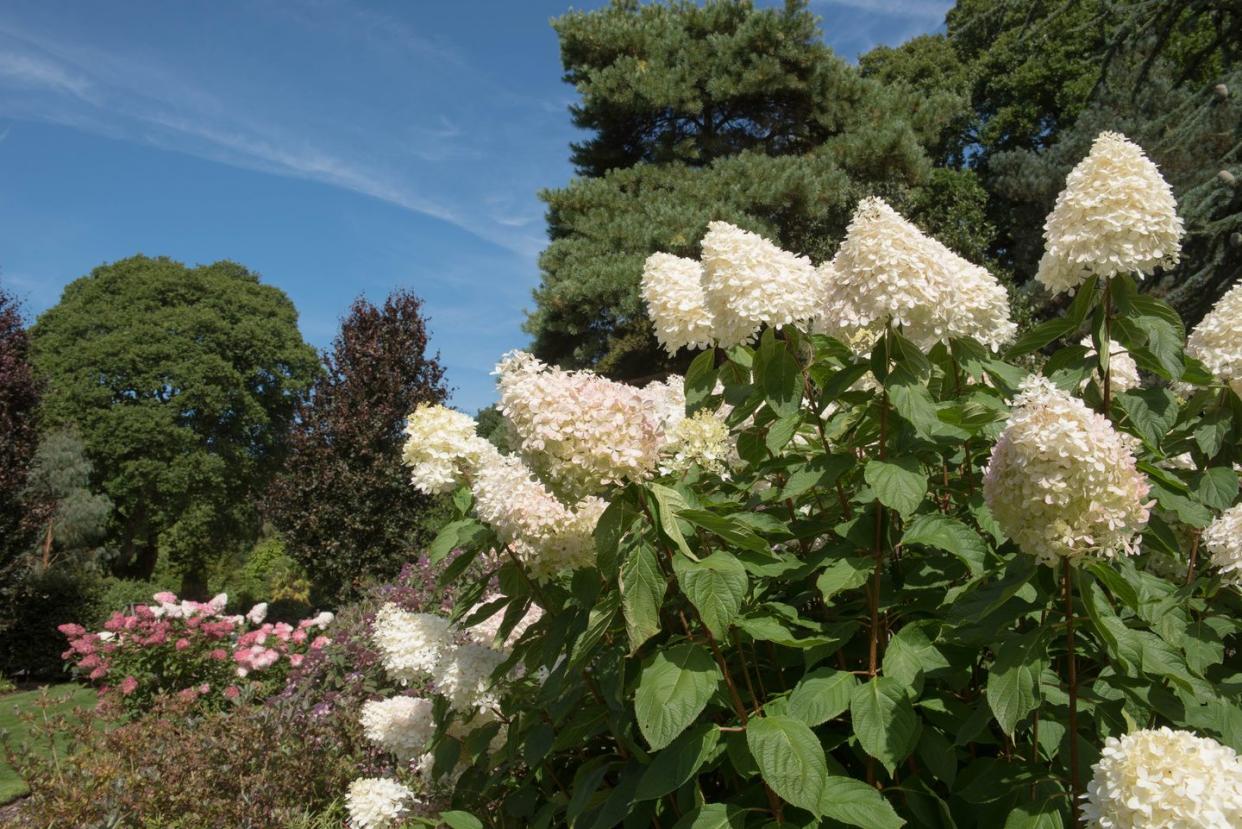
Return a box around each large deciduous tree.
[0,286,39,574]
[525,0,994,379]
[267,290,448,603]
[30,256,319,595]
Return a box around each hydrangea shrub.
[358,132,1242,828]
[59,590,332,714]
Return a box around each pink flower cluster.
[59,592,334,712]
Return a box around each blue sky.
[0,0,951,413]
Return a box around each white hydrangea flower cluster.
[345,777,416,829]
[819,197,1017,352]
[496,351,685,498]
[435,642,508,713]
[1203,503,1242,588]
[1186,281,1242,397]
[1080,336,1140,394]
[640,222,819,352]
[700,221,820,347]
[371,604,452,685]
[641,253,717,354]
[402,404,490,495]
[661,409,733,476]
[983,376,1152,565]
[1083,727,1242,828]
[1036,131,1184,295]
[359,696,436,761]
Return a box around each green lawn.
[0,683,97,805]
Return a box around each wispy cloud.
[0,11,555,260]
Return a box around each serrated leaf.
[864,457,927,517]
[635,723,719,802]
[850,677,920,774]
[675,551,748,637]
[620,542,665,654]
[685,349,718,412]
[901,514,988,576]
[788,667,856,726]
[780,453,854,500]
[634,644,719,750]
[1194,466,1239,511]
[817,555,872,602]
[762,345,802,417]
[669,803,746,829]
[986,629,1045,736]
[766,412,801,453]
[818,776,905,829]
[883,624,949,689]
[746,715,830,816]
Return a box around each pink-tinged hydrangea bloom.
[496,351,681,499]
[223,685,240,699]
[819,197,1016,352]
[152,591,177,604]
[1083,727,1242,828]
[983,376,1152,565]
[700,221,819,347]
[1203,503,1242,588]
[1036,132,1183,294]
[1186,281,1242,397]
[641,252,717,354]
[470,446,606,582]
[119,676,138,695]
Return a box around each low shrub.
[6,692,362,829]
[59,590,333,715]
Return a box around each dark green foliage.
[267,291,448,603]
[0,567,104,680]
[29,256,319,594]
[0,288,38,577]
[526,0,993,378]
[22,429,112,567]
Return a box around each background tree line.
[525,0,1240,379]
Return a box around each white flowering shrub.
[354,132,1242,829]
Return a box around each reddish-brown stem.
[1187,530,1201,585]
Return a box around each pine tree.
[525,0,993,378]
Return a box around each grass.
[0,683,97,805]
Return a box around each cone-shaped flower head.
[641,252,716,354]
[1080,336,1140,394]
[470,444,605,582]
[402,404,490,495]
[1204,503,1242,588]
[1083,727,1242,828]
[1186,281,1242,397]
[371,604,452,685]
[819,197,1016,351]
[983,376,1151,565]
[1036,132,1183,294]
[359,695,435,761]
[700,221,819,347]
[346,777,416,829]
[496,351,683,499]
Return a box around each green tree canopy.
[30,255,319,594]
[526,0,994,378]
[22,428,112,569]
